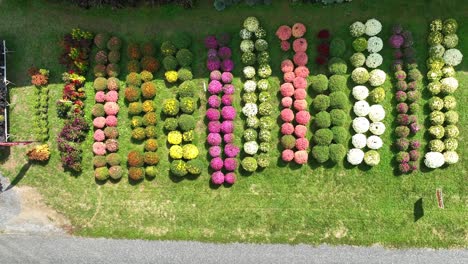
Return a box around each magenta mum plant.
[206,34,239,185]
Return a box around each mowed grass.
[0,0,467,248]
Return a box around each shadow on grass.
[4,161,31,191]
[0,146,10,162]
[414,197,424,222]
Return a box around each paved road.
[0,234,467,264]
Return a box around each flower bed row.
[56,28,93,172]
[161,35,194,84]
[424,18,462,168]
[315,29,331,66]
[29,68,50,142]
[162,80,203,178]
[347,19,387,166]
[92,77,123,180]
[93,34,122,78]
[127,42,160,74]
[59,28,93,75]
[125,71,160,180]
[205,34,240,185]
[309,35,349,164]
[277,23,311,164]
[239,16,273,172]
[390,25,423,173]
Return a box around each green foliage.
[178,81,195,98]
[312,95,330,111]
[178,68,193,81]
[329,144,346,163]
[178,114,196,132]
[330,109,347,126]
[171,32,192,49]
[186,159,203,175]
[312,145,330,163]
[281,135,296,149]
[315,111,331,128]
[314,128,333,145]
[310,74,328,93]
[163,56,178,71]
[176,49,193,67]
[329,92,349,109]
[352,37,367,52]
[328,75,347,92]
[329,37,346,57]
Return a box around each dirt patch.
[5,186,71,233]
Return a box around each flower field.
[0,0,466,248]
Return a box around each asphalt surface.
[0,175,20,229]
[0,234,466,264]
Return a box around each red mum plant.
[281,60,294,73]
[293,38,308,53]
[281,123,295,135]
[294,89,307,100]
[295,138,309,151]
[294,125,307,138]
[284,72,296,83]
[296,111,311,125]
[276,25,292,41]
[294,66,310,78]
[317,29,330,39]
[280,108,295,122]
[315,56,327,65]
[281,41,291,51]
[292,23,306,38]
[280,83,295,97]
[294,99,307,111]
[293,77,307,89]
[281,97,293,108]
[317,43,330,56]
[293,52,308,66]
[282,149,295,162]
[294,150,308,164]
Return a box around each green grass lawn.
[0,0,467,248]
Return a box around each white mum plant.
[369,122,386,135]
[365,53,383,68]
[352,134,367,149]
[367,36,383,53]
[440,77,459,93]
[367,135,383,150]
[353,100,370,117]
[243,80,257,92]
[424,152,445,168]
[242,103,258,117]
[443,48,463,66]
[365,19,382,36]
[347,148,365,165]
[353,117,370,133]
[368,105,385,122]
[352,85,369,100]
[244,141,259,155]
[369,69,386,87]
[243,66,256,79]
